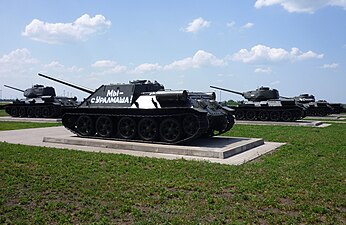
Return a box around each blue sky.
[0,0,345,103]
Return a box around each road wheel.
[246,111,256,120]
[96,116,113,137]
[42,107,51,118]
[235,110,245,120]
[138,118,158,141]
[62,114,76,129]
[19,107,27,117]
[159,118,181,143]
[258,111,269,121]
[10,107,19,117]
[182,115,199,137]
[27,107,35,117]
[35,107,42,118]
[118,117,136,139]
[76,115,95,136]
[281,111,293,121]
[270,111,280,121]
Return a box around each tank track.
[305,106,333,117]
[61,109,228,145]
[4,103,62,118]
[231,106,306,121]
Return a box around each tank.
[210,86,306,121]
[38,73,235,144]
[290,94,335,116]
[3,84,78,118]
[328,103,345,114]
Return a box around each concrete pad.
[236,120,330,127]
[0,116,61,123]
[43,135,264,159]
[305,115,345,120]
[0,126,284,165]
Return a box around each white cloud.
[0,48,39,65]
[108,65,127,73]
[184,17,211,33]
[132,63,162,74]
[164,50,225,70]
[241,22,254,29]
[0,48,39,76]
[91,59,127,75]
[44,61,64,69]
[22,14,111,44]
[321,63,339,69]
[91,60,118,68]
[254,0,346,13]
[44,61,84,73]
[254,66,272,73]
[232,44,323,63]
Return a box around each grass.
[0,110,8,117]
[0,123,345,224]
[0,121,61,131]
[0,103,9,117]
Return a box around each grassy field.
[0,109,9,117]
[0,103,9,117]
[0,121,61,131]
[0,123,345,224]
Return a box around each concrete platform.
[305,115,345,120]
[43,136,264,159]
[0,116,61,123]
[0,126,284,165]
[236,120,330,127]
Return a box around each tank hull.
[4,98,78,118]
[303,103,333,117]
[61,107,234,144]
[328,103,345,114]
[230,104,306,121]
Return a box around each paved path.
[0,126,284,165]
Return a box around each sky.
[0,0,346,103]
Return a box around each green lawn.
[0,121,61,131]
[0,123,345,224]
[0,109,9,117]
[0,103,9,117]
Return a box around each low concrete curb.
[236,120,330,127]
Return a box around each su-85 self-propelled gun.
[210,86,306,121]
[3,84,78,118]
[39,73,234,144]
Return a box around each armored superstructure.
[210,86,306,121]
[3,84,78,118]
[39,73,234,144]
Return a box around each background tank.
[39,73,234,144]
[210,85,306,121]
[291,94,341,116]
[3,84,78,118]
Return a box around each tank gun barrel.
[4,85,24,92]
[210,85,244,96]
[38,73,94,94]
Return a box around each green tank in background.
[3,84,78,118]
[210,85,306,121]
[290,94,344,116]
